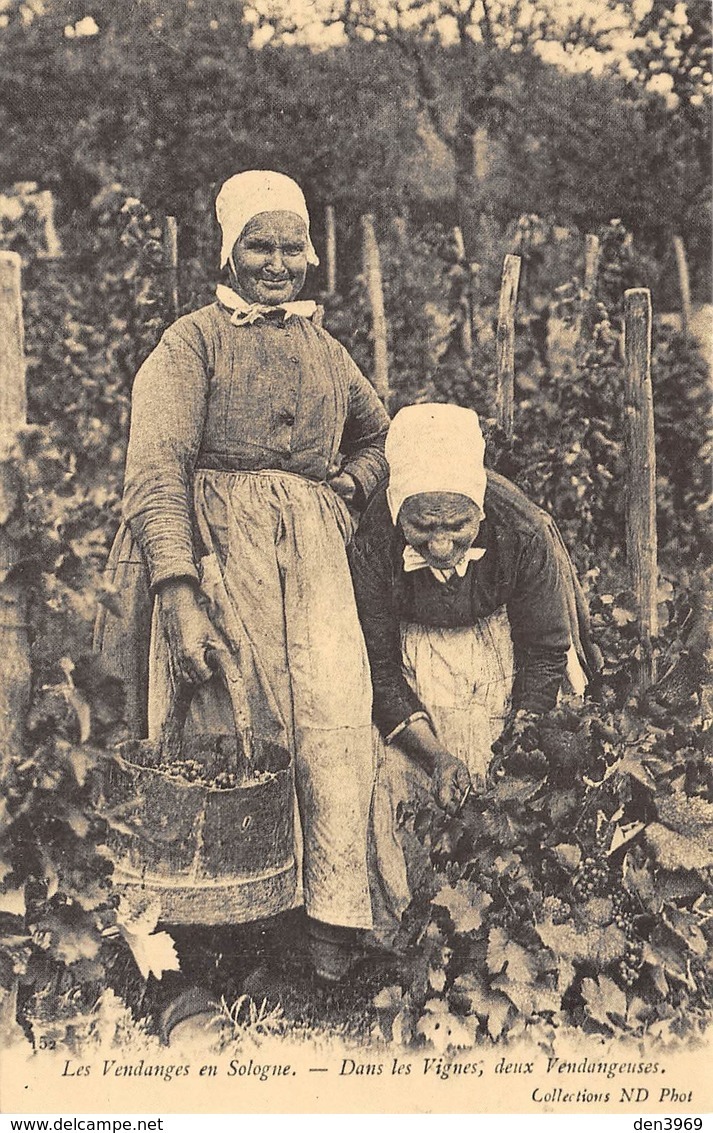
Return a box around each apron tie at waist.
[195,459,328,486]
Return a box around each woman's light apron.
[148,469,375,930]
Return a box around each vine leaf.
[646,823,713,872]
[551,843,581,872]
[490,974,560,1018]
[645,929,696,991]
[115,893,161,936]
[657,792,713,838]
[428,965,447,993]
[416,999,473,1052]
[537,919,626,967]
[486,927,540,982]
[607,821,645,855]
[452,973,512,1040]
[47,922,101,965]
[579,897,614,926]
[120,928,180,982]
[373,983,410,1045]
[433,880,492,933]
[114,893,180,980]
[581,975,627,1029]
[623,854,657,911]
[0,889,25,917]
[662,905,707,957]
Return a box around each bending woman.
[348,404,596,941]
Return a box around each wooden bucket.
[100,651,296,925]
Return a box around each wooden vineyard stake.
[163,215,179,322]
[495,253,521,441]
[0,252,30,780]
[583,233,601,297]
[576,233,601,345]
[672,234,692,338]
[361,214,390,405]
[34,189,62,259]
[325,204,337,296]
[392,216,408,245]
[453,226,473,365]
[623,288,658,691]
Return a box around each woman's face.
[230,211,309,305]
[399,492,481,570]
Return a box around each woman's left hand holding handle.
[156,579,221,686]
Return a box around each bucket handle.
[158,644,254,764]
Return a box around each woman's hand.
[156,580,221,686]
[393,716,472,815]
[433,752,472,815]
[327,470,357,505]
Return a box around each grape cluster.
[156,758,211,785]
[618,939,644,987]
[571,855,610,901]
[612,889,635,935]
[154,760,274,790]
[542,895,572,925]
[213,770,239,790]
[155,759,239,789]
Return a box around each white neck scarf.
[402,544,486,583]
[216,284,317,326]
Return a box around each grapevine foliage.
[0,188,180,1050]
[374,687,712,1050]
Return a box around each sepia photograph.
[0,0,711,1117]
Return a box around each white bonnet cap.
[385,403,487,522]
[216,170,319,270]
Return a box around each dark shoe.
[306,918,360,983]
[158,985,223,1047]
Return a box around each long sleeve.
[507,523,570,713]
[349,529,425,737]
[122,321,211,589]
[339,351,389,506]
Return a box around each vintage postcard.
[0,0,711,1118]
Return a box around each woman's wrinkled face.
[230,211,308,305]
[398,492,481,570]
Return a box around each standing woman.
[96,171,389,982]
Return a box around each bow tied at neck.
[216,284,317,326]
[402,544,486,583]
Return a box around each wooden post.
[672,235,692,338]
[472,127,490,181]
[34,190,62,259]
[453,226,473,364]
[469,261,482,340]
[163,216,179,322]
[361,214,390,405]
[576,233,601,344]
[495,254,521,441]
[583,234,600,299]
[325,204,337,296]
[624,288,658,691]
[392,216,408,245]
[0,252,30,781]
